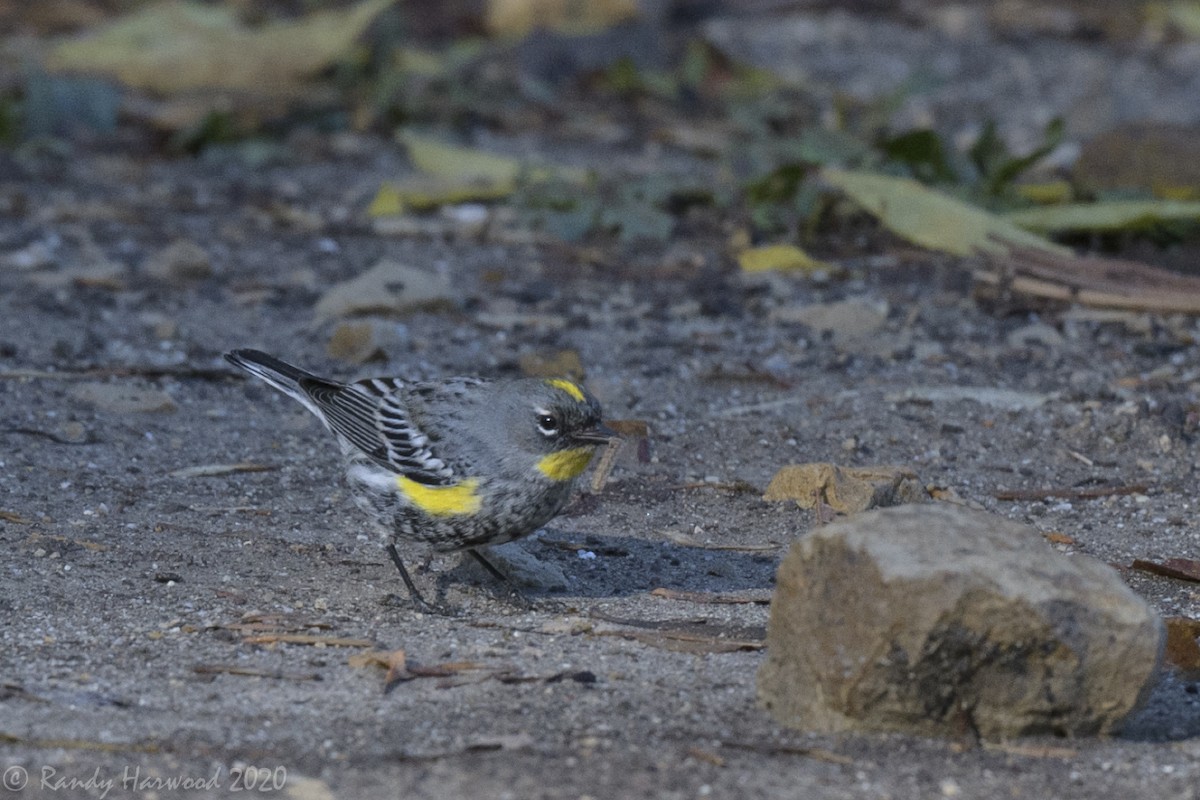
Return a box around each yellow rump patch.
[537,448,595,481]
[395,475,482,516]
[545,378,585,403]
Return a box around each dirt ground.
[4,6,1200,800]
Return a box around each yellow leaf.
[391,131,587,210]
[737,244,830,274]
[367,184,405,217]
[48,0,392,95]
[399,131,522,188]
[367,178,516,216]
[821,167,1067,258]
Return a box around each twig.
[0,732,160,754]
[0,365,235,381]
[241,633,374,647]
[719,740,854,765]
[1,427,99,444]
[993,484,1147,501]
[1131,558,1200,583]
[980,741,1078,759]
[650,588,772,605]
[192,664,322,681]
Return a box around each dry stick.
[649,588,772,605]
[718,740,854,765]
[240,634,374,647]
[1130,559,1200,583]
[192,664,322,681]
[0,365,235,381]
[992,484,1148,501]
[0,732,161,754]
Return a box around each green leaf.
[880,129,956,184]
[822,167,1067,257]
[1004,200,1200,233]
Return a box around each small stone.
[70,382,177,414]
[758,505,1163,739]
[1007,321,1065,349]
[143,239,213,283]
[1,240,57,271]
[772,298,892,356]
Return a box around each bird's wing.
[302,377,456,485]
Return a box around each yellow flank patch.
[545,378,585,403]
[395,476,482,516]
[537,448,595,481]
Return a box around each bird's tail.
[225,349,335,418]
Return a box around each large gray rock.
[758,505,1163,739]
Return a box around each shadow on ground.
[434,532,779,600]
[1119,671,1200,742]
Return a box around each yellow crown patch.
[545,378,585,403]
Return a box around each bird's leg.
[387,543,452,615]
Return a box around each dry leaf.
[763,463,929,514]
[1164,617,1200,673]
[347,650,394,669]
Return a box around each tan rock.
[143,239,212,283]
[762,463,928,513]
[758,505,1163,739]
[71,382,177,413]
[314,259,454,322]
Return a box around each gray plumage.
[224,349,609,553]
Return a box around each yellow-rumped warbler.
[224,349,613,608]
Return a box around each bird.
[223,348,613,610]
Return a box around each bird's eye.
[536,414,560,436]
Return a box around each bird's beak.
[572,422,620,446]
